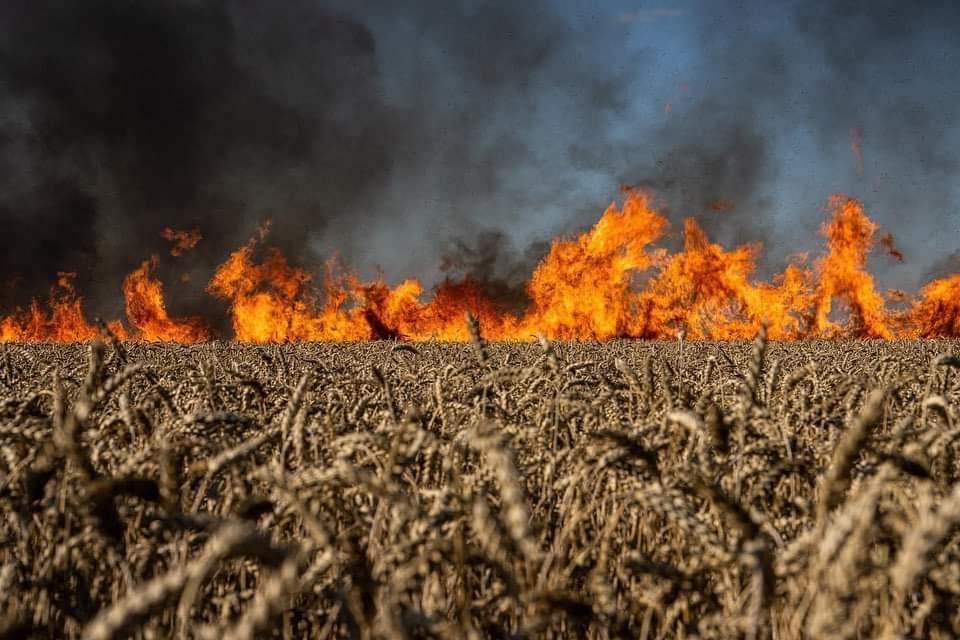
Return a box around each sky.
[0,0,958,319]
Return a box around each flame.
[4,189,960,342]
[811,195,891,338]
[207,231,521,342]
[207,239,333,341]
[161,227,203,256]
[123,257,210,342]
[0,273,126,342]
[905,274,960,337]
[520,189,667,339]
[636,220,813,339]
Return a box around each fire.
[122,257,210,342]
[161,227,203,256]
[636,220,812,340]
[353,276,520,341]
[3,190,960,342]
[520,189,666,339]
[207,231,520,341]
[905,274,960,337]
[811,195,891,338]
[0,273,106,342]
[0,263,207,343]
[207,239,333,341]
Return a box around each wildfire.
[636,219,812,340]
[2,190,959,342]
[811,195,890,338]
[161,227,203,256]
[908,274,960,338]
[123,257,210,342]
[519,190,667,340]
[206,238,346,341]
[206,232,521,341]
[0,273,106,342]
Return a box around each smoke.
[926,251,960,282]
[0,0,957,328]
[627,116,775,250]
[0,0,639,325]
[792,0,960,289]
[614,0,960,282]
[439,231,549,313]
[0,0,398,325]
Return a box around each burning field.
[1,190,959,343]
[2,1,960,638]
[4,187,960,638]
[2,334,960,638]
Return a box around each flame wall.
[2,191,958,342]
[0,1,958,335]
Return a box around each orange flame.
[636,220,812,340]
[123,257,210,342]
[519,189,667,339]
[206,229,521,342]
[207,239,328,341]
[0,273,127,342]
[161,227,203,256]
[4,190,960,342]
[811,195,890,338]
[906,274,960,337]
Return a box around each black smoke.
[0,0,637,327]
[439,231,550,313]
[0,0,396,324]
[1,0,958,329]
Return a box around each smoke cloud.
[0,1,397,322]
[0,0,957,328]
[0,0,635,325]
[630,0,960,281]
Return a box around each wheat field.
[1,329,959,639]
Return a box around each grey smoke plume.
[0,0,957,331]
[0,0,396,325]
[0,0,633,327]
[618,0,960,282]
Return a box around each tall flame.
[812,195,890,338]
[123,257,210,342]
[637,219,812,339]
[207,240,330,341]
[520,189,666,339]
[3,190,960,342]
[906,274,960,338]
